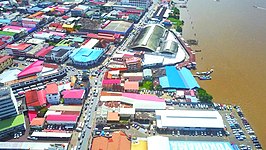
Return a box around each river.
[177,0,266,148]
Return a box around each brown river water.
[177,0,266,147]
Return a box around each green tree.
[197,88,213,103]
[172,7,180,15]
[142,80,153,90]
[155,85,162,91]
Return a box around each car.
[27,136,38,140]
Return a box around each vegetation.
[139,80,153,90]
[197,88,213,103]
[155,85,162,91]
[168,6,184,33]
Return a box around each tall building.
[0,86,25,140]
[0,86,18,120]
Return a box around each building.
[17,60,44,79]
[107,112,120,123]
[91,131,131,150]
[5,43,33,56]
[71,5,89,17]
[25,90,47,110]
[100,92,166,111]
[118,0,151,9]
[102,79,122,91]
[131,138,148,150]
[45,83,60,105]
[62,89,85,105]
[45,46,74,63]
[143,69,152,80]
[98,20,134,36]
[0,114,25,140]
[122,72,143,82]
[0,55,13,72]
[46,114,78,125]
[69,48,105,67]
[30,117,45,130]
[147,136,170,150]
[125,57,142,71]
[155,110,225,133]
[124,81,139,93]
[0,86,18,120]
[159,66,200,89]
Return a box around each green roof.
[0,31,17,36]
[0,114,25,132]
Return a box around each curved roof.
[131,24,166,52]
[159,40,179,54]
[69,48,104,63]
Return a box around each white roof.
[0,69,20,83]
[0,142,68,150]
[27,38,45,45]
[147,136,170,150]
[58,82,71,92]
[100,95,166,110]
[123,72,143,77]
[119,108,135,115]
[31,132,72,138]
[81,38,99,49]
[156,110,224,129]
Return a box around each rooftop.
[0,114,24,132]
[107,112,120,121]
[62,89,85,99]
[69,48,104,63]
[0,55,12,64]
[91,131,130,150]
[100,21,133,34]
[124,81,139,90]
[45,83,58,94]
[156,110,224,129]
[25,90,47,107]
[102,79,121,85]
[46,114,78,122]
[30,117,45,126]
[17,60,43,78]
[6,43,32,51]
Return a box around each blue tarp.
[159,66,200,89]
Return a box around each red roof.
[102,79,121,85]
[62,89,85,99]
[18,60,43,78]
[25,90,47,107]
[0,55,12,63]
[46,114,78,122]
[35,46,54,57]
[6,43,31,51]
[45,83,58,94]
[28,111,37,122]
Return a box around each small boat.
[195,49,201,52]
[198,75,212,80]
[196,69,214,75]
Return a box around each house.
[143,69,152,80]
[125,57,142,71]
[45,46,74,63]
[62,89,85,105]
[102,79,122,91]
[25,90,47,110]
[124,81,139,93]
[45,83,60,105]
[5,43,33,56]
[0,55,13,72]
[30,117,45,131]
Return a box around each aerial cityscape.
[0,0,264,150]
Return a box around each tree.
[197,88,213,103]
[172,7,180,15]
[155,85,162,91]
[142,80,153,90]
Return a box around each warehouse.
[155,110,225,134]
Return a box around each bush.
[197,88,213,103]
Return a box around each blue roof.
[169,141,235,150]
[159,66,200,89]
[70,48,104,63]
[0,19,11,24]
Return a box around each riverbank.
[177,0,266,148]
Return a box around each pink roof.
[18,60,43,78]
[0,55,12,63]
[46,114,78,122]
[3,25,31,31]
[124,81,139,90]
[102,79,121,85]
[122,93,165,102]
[6,43,32,51]
[48,31,66,37]
[28,111,37,122]
[62,89,85,99]
[45,83,58,94]
[35,46,54,57]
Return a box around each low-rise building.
[124,81,139,93]
[30,117,45,131]
[46,114,78,126]
[62,89,85,105]
[0,55,13,72]
[25,90,47,111]
[122,72,143,82]
[45,46,74,63]
[0,114,25,140]
[5,43,33,56]
[102,79,122,91]
[45,83,60,105]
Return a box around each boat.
[198,75,212,80]
[196,69,214,75]
[195,49,201,52]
